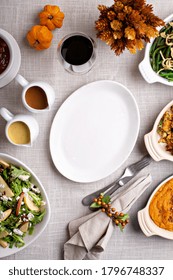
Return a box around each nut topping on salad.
[0,160,46,249]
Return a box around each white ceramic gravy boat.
[0,107,39,147]
[15,74,55,113]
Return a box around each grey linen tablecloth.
[1,0,173,260]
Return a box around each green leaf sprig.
[90,193,129,231]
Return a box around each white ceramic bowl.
[0,153,51,258]
[139,14,173,86]
[144,100,173,161]
[0,29,21,88]
[138,175,173,239]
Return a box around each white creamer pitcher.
[0,107,39,147]
[15,74,55,113]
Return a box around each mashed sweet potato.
[149,178,173,231]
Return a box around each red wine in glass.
[58,33,96,74]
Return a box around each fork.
[82,154,152,206]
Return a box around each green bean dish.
[150,21,173,82]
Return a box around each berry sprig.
[90,193,129,231]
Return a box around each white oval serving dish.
[0,152,51,258]
[139,14,173,86]
[50,80,140,183]
[144,100,173,161]
[138,175,173,239]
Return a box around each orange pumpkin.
[39,5,64,31]
[26,25,53,50]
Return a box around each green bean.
[152,45,166,71]
[159,25,168,33]
[150,37,159,56]
[162,47,168,56]
[165,46,171,58]
[150,37,166,57]
[160,72,173,76]
[166,77,173,80]
[160,73,173,80]
[160,70,173,74]
[164,25,172,34]
[155,53,161,72]
[157,37,165,46]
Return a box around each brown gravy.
[0,37,10,75]
[25,86,48,110]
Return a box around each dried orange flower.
[95,0,165,55]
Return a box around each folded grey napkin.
[64,174,152,260]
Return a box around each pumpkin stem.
[33,40,39,47]
[48,15,53,20]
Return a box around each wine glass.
[57,32,97,74]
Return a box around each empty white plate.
[50,80,140,183]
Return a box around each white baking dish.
[139,14,173,86]
[144,100,173,161]
[138,175,173,239]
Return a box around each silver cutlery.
[82,154,152,206]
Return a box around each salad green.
[0,160,46,249]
